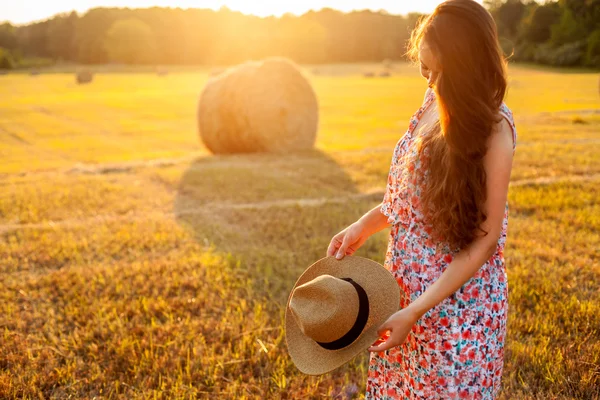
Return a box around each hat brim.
[285,255,401,375]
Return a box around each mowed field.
[0,63,599,399]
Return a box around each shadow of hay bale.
[171,148,391,391]
[173,149,387,298]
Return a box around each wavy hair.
[407,0,508,250]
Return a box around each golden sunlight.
[2,0,475,24]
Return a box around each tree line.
[487,0,599,67]
[0,0,598,70]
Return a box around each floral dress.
[365,89,517,399]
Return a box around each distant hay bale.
[76,69,93,84]
[30,68,41,76]
[157,67,168,76]
[198,57,318,154]
[379,70,391,78]
[363,71,375,78]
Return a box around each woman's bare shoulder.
[490,117,514,155]
[494,105,517,151]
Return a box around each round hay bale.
[30,68,41,76]
[198,57,318,154]
[379,70,391,78]
[157,67,168,76]
[363,71,375,78]
[76,69,93,84]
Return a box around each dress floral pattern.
[365,89,517,399]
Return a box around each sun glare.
[1,0,484,24]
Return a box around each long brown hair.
[407,0,508,250]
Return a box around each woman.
[326,0,517,398]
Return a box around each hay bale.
[363,71,375,78]
[198,57,318,154]
[30,68,41,76]
[379,70,391,78]
[76,69,93,84]
[157,67,168,76]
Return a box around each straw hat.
[285,255,400,375]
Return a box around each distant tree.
[274,16,328,63]
[520,2,562,44]
[16,20,51,57]
[550,7,587,45]
[493,0,528,39]
[75,8,119,64]
[560,0,600,33]
[136,7,191,64]
[0,47,15,69]
[47,12,78,61]
[104,18,157,64]
[585,29,600,67]
[0,23,18,50]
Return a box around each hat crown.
[289,274,360,343]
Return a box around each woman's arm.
[369,118,514,352]
[359,203,392,237]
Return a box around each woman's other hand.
[327,221,369,260]
[367,307,420,352]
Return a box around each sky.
[2,1,482,25]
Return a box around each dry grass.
[0,63,599,399]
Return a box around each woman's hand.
[326,221,369,260]
[326,203,391,259]
[368,307,420,352]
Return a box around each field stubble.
[0,64,599,399]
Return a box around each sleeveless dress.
[365,89,518,399]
